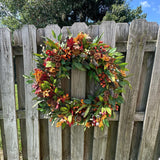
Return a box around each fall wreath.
[25,31,130,130]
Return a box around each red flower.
[67,37,74,49]
[40,73,49,81]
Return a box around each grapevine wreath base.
[25,31,130,130]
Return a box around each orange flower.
[81,99,84,104]
[99,121,104,128]
[74,32,86,43]
[34,69,44,83]
[102,115,107,120]
[56,121,64,127]
[86,122,92,128]
[102,55,110,61]
[120,70,126,77]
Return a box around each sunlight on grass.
[15,84,22,153]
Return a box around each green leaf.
[32,100,42,108]
[116,96,124,104]
[73,62,86,71]
[99,95,103,102]
[26,80,34,84]
[115,56,124,60]
[76,104,87,113]
[106,107,112,115]
[46,61,55,68]
[61,59,65,65]
[46,38,58,49]
[92,36,98,44]
[62,123,66,129]
[119,63,128,67]
[23,75,30,79]
[41,81,50,90]
[84,99,92,104]
[52,30,56,39]
[89,63,95,69]
[84,105,91,118]
[55,87,58,94]
[103,118,109,127]
[58,33,62,41]
[68,115,72,123]
[33,53,44,57]
[60,107,68,112]
[110,75,115,82]
[67,28,72,37]
[109,48,117,54]
[96,33,103,43]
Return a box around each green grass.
[15,84,22,153]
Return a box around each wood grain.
[83,25,99,160]
[61,27,71,160]
[138,26,160,160]
[44,24,62,160]
[0,87,7,160]
[70,22,88,160]
[22,25,40,160]
[0,28,19,160]
[115,19,150,160]
[92,21,116,160]
[71,69,86,160]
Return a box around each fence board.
[83,25,99,160]
[44,24,62,160]
[61,27,72,160]
[92,21,116,160]
[153,125,160,160]
[22,25,40,160]
[35,28,50,160]
[138,27,160,160]
[13,29,28,159]
[0,87,7,160]
[71,69,86,160]
[1,20,160,160]
[0,28,19,160]
[70,22,88,160]
[115,19,149,160]
[116,23,129,41]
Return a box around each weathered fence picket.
[0,20,160,160]
[22,25,40,160]
[92,21,117,160]
[115,19,150,160]
[138,26,160,160]
[70,23,88,160]
[0,28,19,160]
[45,24,62,160]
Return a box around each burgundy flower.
[67,37,74,49]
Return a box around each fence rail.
[0,19,160,160]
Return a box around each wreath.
[25,31,130,130]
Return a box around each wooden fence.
[0,19,160,160]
